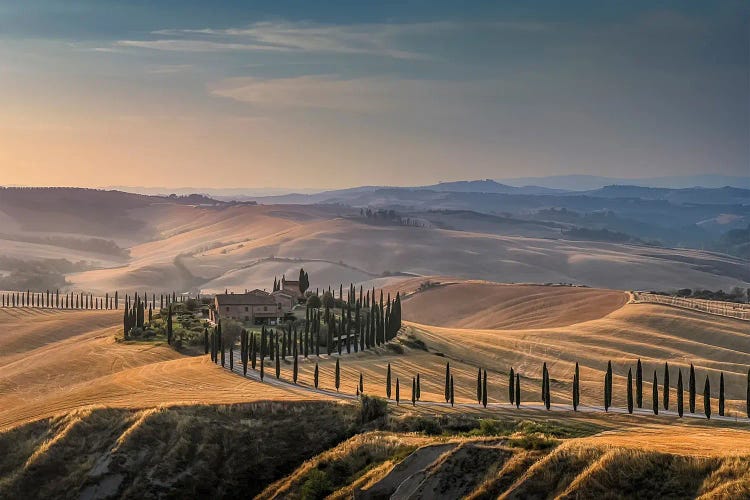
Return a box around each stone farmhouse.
[211,289,289,325]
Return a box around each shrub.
[359,395,388,424]
[300,469,333,500]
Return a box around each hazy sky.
[0,1,747,189]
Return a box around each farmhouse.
[211,289,288,325]
[280,276,304,303]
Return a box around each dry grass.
[0,308,326,430]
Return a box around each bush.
[300,469,333,500]
[359,395,388,424]
[306,295,322,309]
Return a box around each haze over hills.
[0,186,747,294]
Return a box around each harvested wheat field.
[291,282,750,420]
[0,308,326,430]
[400,281,628,329]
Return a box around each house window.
[245,316,249,321]
[245,306,248,311]
[264,306,267,311]
[226,306,230,312]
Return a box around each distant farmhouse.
[211,289,287,326]
[210,269,310,326]
[280,276,304,303]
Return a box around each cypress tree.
[416,373,421,401]
[359,372,363,394]
[677,370,683,417]
[541,362,547,402]
[220,334,225,367]
[573,362,580,412]
[166,304,173,345]
[204,327,209,355]
[450,375,455,407]
[260,334,265,381]
[335,359,340,392]
[250,335,257,370]
[444,362,451,403]
[663,362,670,410]
[412,377,416,406]
[636,359,643,408]
[509,367,515,404]
[386,363,392,399]
[229,343,234,371]
[604,361,612,412]
[515,373,521,408]
[482,369,488,408]
[689,363,696,413]
[275,342,281,379]
[395,378,400,405]
[544,367,551,410]
[652,371,659,415]
[292,344,298,384]
[746,368,750,419]
[314,363,319,388]
[719,372,725,417]
[476,368,482,404]
[704,376,711,419]
[627,367,633,414]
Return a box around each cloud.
[116,21,463,59]
[208,74,492,114]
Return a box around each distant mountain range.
[497,174,750,191]
[107,174,750,199]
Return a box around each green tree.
[314,362,319,389]
[689,363,696,413]
[677,369,684,417]
[544,366,551,410]
[450,375,455,407]
[293,343,299,384]
[719,372,725,417]
[412,377,416,406]
[509,367,515,404]
[541,362,548,403]
[166,304,173,345]
[444,362,451,403]
[515,373,521,408]
[604,361,613,412]
[359,372,364,394]
[482,370,488,408]
[627,368,633,414]
[652,371,659,415]
[299,268,310,294]
[636,359,643,408]
[476,368,482,404]
[396,378,400,405]
[386,363,392,399]
[573,362,580,412]
[663,362,670,410]
[335,359,340,392]
[704,376,711,419]
[307,294,321,309]
[416,373,421,401]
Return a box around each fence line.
[632,292,750,321]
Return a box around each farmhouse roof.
[215,291,276,306]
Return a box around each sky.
[0,1,747,190]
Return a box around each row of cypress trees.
[215,335,750,420]
[1,289,120,310]
[1,288,197,313]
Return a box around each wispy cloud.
[117,21,462,59]
[209,75,491,114]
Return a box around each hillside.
[1,187,748,294]
[1,281,749,497]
